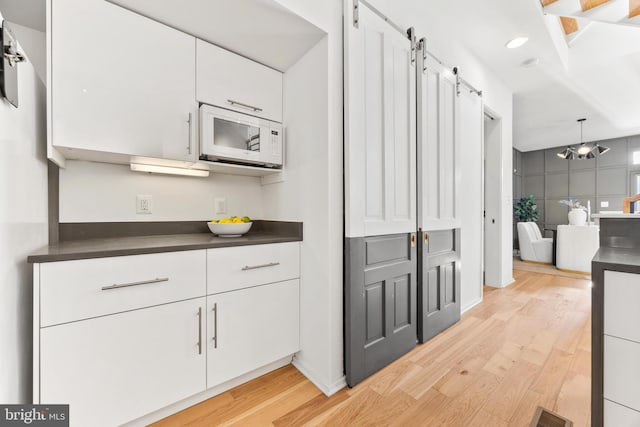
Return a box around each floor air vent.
[530,407,573,427]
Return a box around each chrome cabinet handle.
[197,307,203,355]
[212,303,218,349]
[187,112,193,155]
[226,99,263,113]
[241,262,280,271]
[100,277,168,291]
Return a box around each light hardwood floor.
[154,269,591,426]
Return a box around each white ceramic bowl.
[207,222,252,237]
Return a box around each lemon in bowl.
[208,216,252,237]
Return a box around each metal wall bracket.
[419,38,427,74]
[407,27,416,65]
[353,0,360,28]
[1,21,24,107]
[453,66,461,97]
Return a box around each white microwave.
[199,104,283,168]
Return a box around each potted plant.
[514,195,540,223]
[559,199,587,226]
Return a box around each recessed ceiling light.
[506,36,529,49]
[521,57,539,68]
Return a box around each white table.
[556,225,599,274]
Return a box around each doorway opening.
[483,108,502,287]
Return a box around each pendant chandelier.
[556,118,610,160]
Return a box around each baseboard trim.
[462,297,483,314]
[123,355,293,427]
[487,277,516,289]
[521,260,553,266]
[557,268,591,276]
[292,358,346,397]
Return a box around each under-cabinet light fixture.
[130,163,210,177]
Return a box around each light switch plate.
[137,195,152,214]
[214,197,227,215]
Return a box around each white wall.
[59,161,265,222]
[0,9,49,403]
[268,0,345,395]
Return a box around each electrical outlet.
[137,195,153,214]
[601,201,609,208]
[214,197,227,215]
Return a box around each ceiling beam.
[580,0,611,11]
[544,0,640,28]
[541,0,560,5]
[560,16,580,33]
[631,0,640,17]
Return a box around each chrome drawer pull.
[197,307,203,355]
[212,303,218,349]
[186,112,193,155]
[100,277,169,291]
[226,99,263,113]
[241,262,280,271]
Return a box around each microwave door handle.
[226,99,263,113]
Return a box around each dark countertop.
[28,221,302,263]
[592,246,640,273]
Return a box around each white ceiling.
[451,0,640,151]
[0,0,45,31]
[106,0,325,71]
[365,0,640,151]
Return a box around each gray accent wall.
[517,135,640,231]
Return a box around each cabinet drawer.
[605,271,640,343]
[39,250,206,326]
[207,243,299,294]
[196,39,283,122]
[604,335,640,412]
[604,399,640,427]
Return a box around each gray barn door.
[345,233,417,387]
[418,230,461,343]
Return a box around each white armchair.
[517,222,553,264]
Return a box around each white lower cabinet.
[604,399,640,427]
[34,243,301,426]
[206,279,300,388]
[40,298,207,427]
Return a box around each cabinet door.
[418,49,459,231]
[197,40,283,122]
[51,0,197,161]
[40,298,206,427]
[207,280,299,388]
[344,1,417,238]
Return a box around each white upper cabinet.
[196,40,283,123]
[418,49,460,231]
[49,0,197,162]
[344,2,417,238]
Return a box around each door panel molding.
[345,233,417,387]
